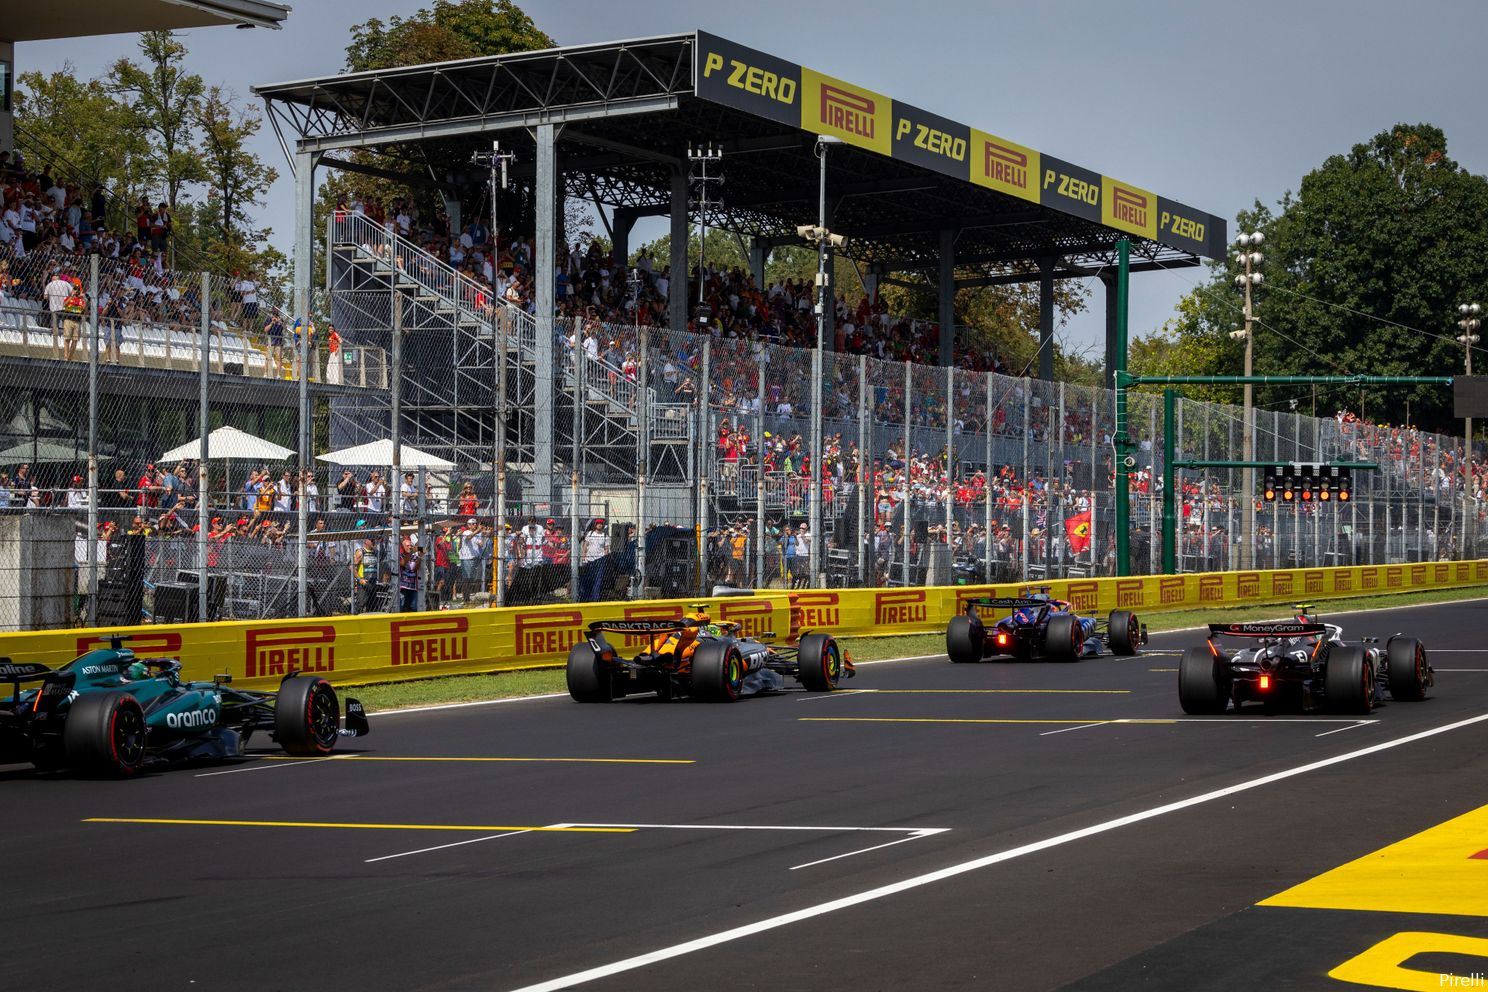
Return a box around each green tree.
[108,30,207,212]
[1135,124,1488,431]
[345,0,553,72]
[196,86,279,251]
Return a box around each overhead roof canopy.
[256,31,1224,275]
[1,0,288,42]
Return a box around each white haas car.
[1179,606,1432,715]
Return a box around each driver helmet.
[703,623,724,636]
[123,661,148,682]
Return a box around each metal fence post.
[86,254,99,626]
[902,361,911,586]
[1149,400,1158,574]
[755,358,766,590]
[1021,384,1030,580]
[857,353,868,587]
[570,318,582,601]
[984,372,994,584]
[636,326,649,598]
[944,367,954,568]
[390,293,403,609]
[495,309,508,606]
[808,344,823,589]
[1057,381,1067,578]
[697,338,710,595]
[198,272,211,622]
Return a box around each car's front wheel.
[1385,637,1429,701]
[796,634,841,691]
[1325,646,1374,715]
[1108,610,1141,656]
[274,676,341,755]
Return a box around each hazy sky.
[15,0,1488,353]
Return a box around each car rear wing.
[1207,622,1327,639]
[965,598,1046,613]
[586,619,699,635]
[0,659,52,683]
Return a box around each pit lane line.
[504,708,1488,992]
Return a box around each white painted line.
[1437,669,1488,672]
[365,829,532,863]
[797,689,878,702]
[788,829,948,871]
[559,822,933,834]
[369,692,569,716]
[1143,718,1380,726]
[1038,722,1108,737]
[503,708,1488,992]
[853,654,944,666]
[1144,594,1488,637]
[1315,721,1373,738]
[194,754,351,778]
[1430,649,1488,653]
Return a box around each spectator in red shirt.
[136,464,162,508]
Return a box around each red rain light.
[1259,675,1271,690]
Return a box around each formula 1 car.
[946,591,1145,663]
[1178,607,1433,715]
[566,603,853,702]
[0,636,369,776]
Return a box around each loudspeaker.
[1070,461,1093,490]
[835,512,856,549]
[108,534,146,581]
[176,571,227,621]
[912,519,929,545]
[154,582,199,625]
[97,577,143,627]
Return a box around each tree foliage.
[1134,124,1488,430]
[345,0,553,72]
[108,30,207,212]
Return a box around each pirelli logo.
[984,141,1028,190]
[1477,561,1488,581]
[792,591,841,630]
[1435,563,1450,583]
[1361,567,1379,590]
[1237,573,1260,598]
[1101,177,1157,239]
[1112,187,1149,229]
[1067,582,1098,613]
[514,609,584,657]
[875,590,927,626]
[1198,575,1224,603]
[719,599,774,638]
[1459,562,1472,582]
[1387,567,1403,588]
[1410,564,1427,586]
[1304,571,1325,594]
[1115,579,1144,609]
[77,632,182,657]
[1159,576,1186,604]
[1333,570,1353,593]
[391,616,468,667]
[1271,573,1294,597]
[246,625,335,678]
[820,84,875,139]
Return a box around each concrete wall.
[0,514,77,632]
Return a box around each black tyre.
[1386,637,1429,702]
[1043,613,1082,662]
[797,633,842,692]
[1178,646,1230,715]
[1108,610,1140,656]
[691,640,745,702]
[64,691,147,776]
[566,643,614,703]
[946,616,985,664]
[1325,645,1373,715]
[274,675,342,756]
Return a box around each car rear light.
[996,632,1009,646]
[1259,674,1271,690]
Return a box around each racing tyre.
[566,643,615,703]
[64,691,146,776]
[1178,647,1229,715]
[691,641,745,702]
[1108,610,1140,656]
[1044,613,1082,662]
[1386,637,1430,702]
[1325,646,1374,715]
[797,634,842,692]
[275,675,342,756]
[946,615,985,664]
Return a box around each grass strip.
[349,585,1487,711]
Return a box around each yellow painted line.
[84,818,634,833]
[1260,801,1488,917]
[852,689,1131,695]
[254,755,694,765]
[799,717,1177,726]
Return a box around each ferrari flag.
[1065,511,1092,555]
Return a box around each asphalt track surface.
[8,598,1488,992]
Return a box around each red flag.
[1065,511,1092,555]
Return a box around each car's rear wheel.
[1178,647,1230,715]
[1386,637,1429,701]
[1325,646,1373,715]
[1044,614,1081,662]
[946,616,984,664]
[566,643,615,703]
[275,676,341,756]
[64,691,146,776]
[691,641,745,702]
[1108,610,1140,656]
[797,633,841,691]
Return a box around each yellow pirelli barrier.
[0,561,1482,690]
[0,593,794,691]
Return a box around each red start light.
[1259,674,1271,690]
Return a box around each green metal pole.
[1113,238,1131,575]
[1162,388,1177,574]
[1129,374,1451,387]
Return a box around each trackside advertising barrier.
[0,562,1483,690]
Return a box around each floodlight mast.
[801,135,844,588]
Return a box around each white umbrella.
[158,425,294,464]
[316,438,455,470]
